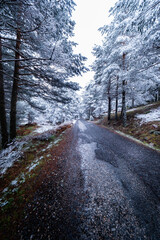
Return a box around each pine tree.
[0,0,87,146]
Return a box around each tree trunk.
[10,29,21,141]
[132,97,135,108]
[122,82,127,127]
[0,36,8,148]
[108,96,111,123]
[121,53,127,127]
[107,79,111,123]
[115,76,119,121]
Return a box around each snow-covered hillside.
[136,107,160,124]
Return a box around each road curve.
[19,120,160,240]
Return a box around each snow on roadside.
[34,124,56,133]
[34,121,74,134]
[127,103,158,113]
[0,120,74,176]
[0,140,26,175]
[27,159,40,172]
[136,107,160,124]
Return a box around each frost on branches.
[83,0,160,124]
[0,0,87,148]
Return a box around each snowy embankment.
[136,107,160,124]
[34,121,73,134]
[127,103,158,113]
[0,120,75,175]
[0,141,26,175]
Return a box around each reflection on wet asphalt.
[19,120,160,240]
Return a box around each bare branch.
[0,57,50,63]
[1,36,22,42]
[138,62,160,73]
[2,43,25,57]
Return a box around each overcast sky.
[71,0,117,92]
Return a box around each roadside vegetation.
[0,122,72,240]
[98,102,160,150]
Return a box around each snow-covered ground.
[136,107,160,124]
[0,120,75,175]
[127,103,158,113]
[0,141,26,174]
[34,124,57,134]
[34,121,74,134]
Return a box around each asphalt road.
[19,120,160,240]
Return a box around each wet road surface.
[19,120,160,240]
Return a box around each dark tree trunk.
[122,82,127,127]
[0,36,8,148]
[132,97,135,108]
[107,79,111,123]
[10,29,21,141]
[108,96,111,122]
[121,53,127,127]
[156,91,159,102]
[115,76,119,121]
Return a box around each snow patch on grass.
[34,124,56,133]
[27,158,40,172]
[2,187,9,193]
[46,143,54,149]
[11,179,18,186]
[28,162,39,172]
[136,107,160,123]
[0,199,8,207]
[127,103,158,113]
[0,141,26,175]
[34,120,73,134]
[54,138,61,145]
[18,173,26,184]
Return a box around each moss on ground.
[16,123,38,137]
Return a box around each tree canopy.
[0,0,87,148]
[83,0,160,124]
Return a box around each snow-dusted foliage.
[16,89,80,126]
[0,0,87,147]
[83,0,160,121]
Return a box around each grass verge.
[0,123,72,240]
[98,102,160,150]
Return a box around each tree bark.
[121,53,127,127]
[10,29,21,141]
[115,75,119,121]
[0,36,8,148]
[122,81,127,127]
[108,96,111,123]
[132,97,135,108]
[107,79,111,123]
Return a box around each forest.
[0,0,160,149]
[83,0,160,126]
[0,0,87,149]
[0,1,160,239]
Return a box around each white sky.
[71,0,117,92]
